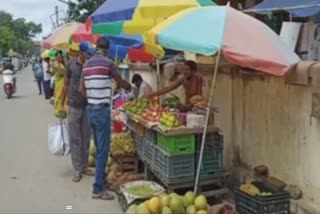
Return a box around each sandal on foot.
[92,190,115,200]
[72,171,82,183]
[82,168,94,176]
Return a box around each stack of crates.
[196,132,224,179]
[142,129,157,166]
[132,132,143,157]
[155,133,196,183]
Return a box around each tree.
[0,26,15,55]
[67,0,106,22]
[0,10,42,56]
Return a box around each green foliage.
[0,10,42,56]
[67,0,106,22]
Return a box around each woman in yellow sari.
[52,50,68,118]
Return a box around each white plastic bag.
[48,120,70,156]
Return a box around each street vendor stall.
[51,0,305,212]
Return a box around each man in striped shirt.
[79,37,131,200]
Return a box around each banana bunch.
[240,181,261,196]
[111,133,136,156]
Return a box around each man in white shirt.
[42,57,52,99]
[131,74,152,98]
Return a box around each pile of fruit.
[107,162,142,191]
[240,181,273,197]
[123,98,150,116]
[159,112,180,128]
[88,141,113,168]
[162,95,181,109]
[88,142,96,167]
[126,184,156,197]
[126,191,209,214]
[141,101,164,123]
[111,133,136,157]
[190,95,208,109]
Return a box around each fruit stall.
[88,93,291,214]
[114,95,230,212]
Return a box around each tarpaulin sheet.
[248,0,320,17]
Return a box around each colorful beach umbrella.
[108,35,156,62]
[72,24,100,44]
[89,0,215,35]
[43,22,82,50]
[146,6,301,76]
[40,50,50,59]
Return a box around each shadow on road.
[11,95,27,99]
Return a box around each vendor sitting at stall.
[131,74,153,98]
[144,60,202,111]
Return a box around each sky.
[0,0,68,40]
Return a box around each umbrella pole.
[194,50,222,193]
[156,59,160,91]
[115,46,119,64]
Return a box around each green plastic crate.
[157,133,195,155]
[196,149,223,178]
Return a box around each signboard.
[280,22,302,51]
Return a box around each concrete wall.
[209,71,320,204]
[131,63,320,203]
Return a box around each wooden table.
[127,117,220,136]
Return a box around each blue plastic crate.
[133,133,143,157]
[144,129,157,144]
[155,146,194,178]
[143,140,155,166]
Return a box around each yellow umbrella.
[90,0,215,35]
[42,22,82,50]
[40,49,50,59]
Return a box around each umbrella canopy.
[41,49,67,59]
[145,6,301,76]
[43,22,82,50]
[90,0,215,35]
[40,50,50,59]
[72,24,100,44]
[107,35,155,62]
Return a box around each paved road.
[0,68,121,213]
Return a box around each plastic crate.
[153,169,194,184]
[158,133,195,155]
[235,182,290,214]
[155,146,194,178]
[197,149,224,178]
[196,132,223,150]
[135,134,143,157]
[145,129,157,144]
[143,140,156,166]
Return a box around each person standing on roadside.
[60,42,95,182]
[33,58,44,95]
[79,37,131,200]
[42,57,52,99]
[52,51,68,118]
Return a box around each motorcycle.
[2,69,16,99]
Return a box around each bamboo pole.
[194,50,222,193]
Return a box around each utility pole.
[55,5,59,27]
